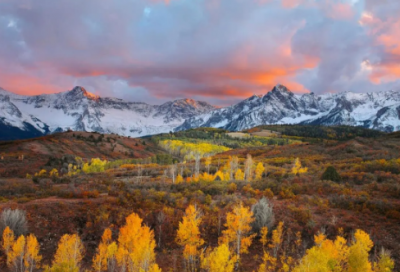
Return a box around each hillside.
[0,127,399,271]
[0,131,166,177]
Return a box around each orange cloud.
[362,13,400,84]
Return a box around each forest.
[0,126,399,271]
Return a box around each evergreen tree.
[321,166,342,182]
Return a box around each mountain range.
[1,85,400,141]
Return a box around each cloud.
[0,0,399,105]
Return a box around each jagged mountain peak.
[273,84,291,93]
[66,86,99,101]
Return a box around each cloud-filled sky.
[0,0,400,106]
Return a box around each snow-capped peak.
[177,84,400,133]
[65,86,99,101]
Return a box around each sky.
[0,0,400,106]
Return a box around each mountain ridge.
[0,86,216,140]
[177,85,400,133]
[1,85,400,141]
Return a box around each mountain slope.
[177,85,400,132]
[0,86,215,140]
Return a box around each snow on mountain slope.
[0,86,216,140]
[1,84,400,141]
[177,85,400,132]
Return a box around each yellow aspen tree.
[93,228,113,272]
[147,264,162,272]
[176,205,204,272]
[270,222,284,257]
[214,171,225,181]
[348,229,374,272]
[49,168,59,177]
[260,227,268,252]
[374,248,394,272]
[2,226,15,266]
[117,212,158,272]
[176,174,184,184]
[205,157,212,174]
[201,243,235,272]
[257,252,277,272]
[10,235,26,272]
[106,242,118,271]
[234,169,244,181]
[50,234,84,272]
[293,232,349,272]
[291,158,308,175]
[244,154,254,181]
[255,163,265,180]
[221,202,255,270]
[25,234,42,272]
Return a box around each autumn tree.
[227,157,239,181]
[47,234,84,272]
[205,157,212,174]
[374,248,395,272]
[176,174,184,184]
[260,227,268,252]
[244,154,254,181]
[170,164,177,184]
[10,235,25,272]
[117,212,160,272]
[255,163,265,180]
[194,152,202,179]
[234,169,244,181]
[176,205,204,272]
[201,244,235,272]
[93,228,116,272]
[348,229,373,272]
[291,158,307,175]
[293,232,349,272]
[221,202,255,270]
[2,226,14,265]
[25,234,42,272]
[270,222,283,257]
[156,211,166,248]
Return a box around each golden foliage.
[2,226,15,263]
[176,205,204,271]
[234,169,245,181]
[117,212,158,272]
[221,202,255,267]
[270,222,284,257]
[201,243,235,272]
[255,162,265,180]
[25,234,42,271]
[292,158,308,175]
[93,228,114,272]
[49,234,84,272]
[348,229,373,272]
